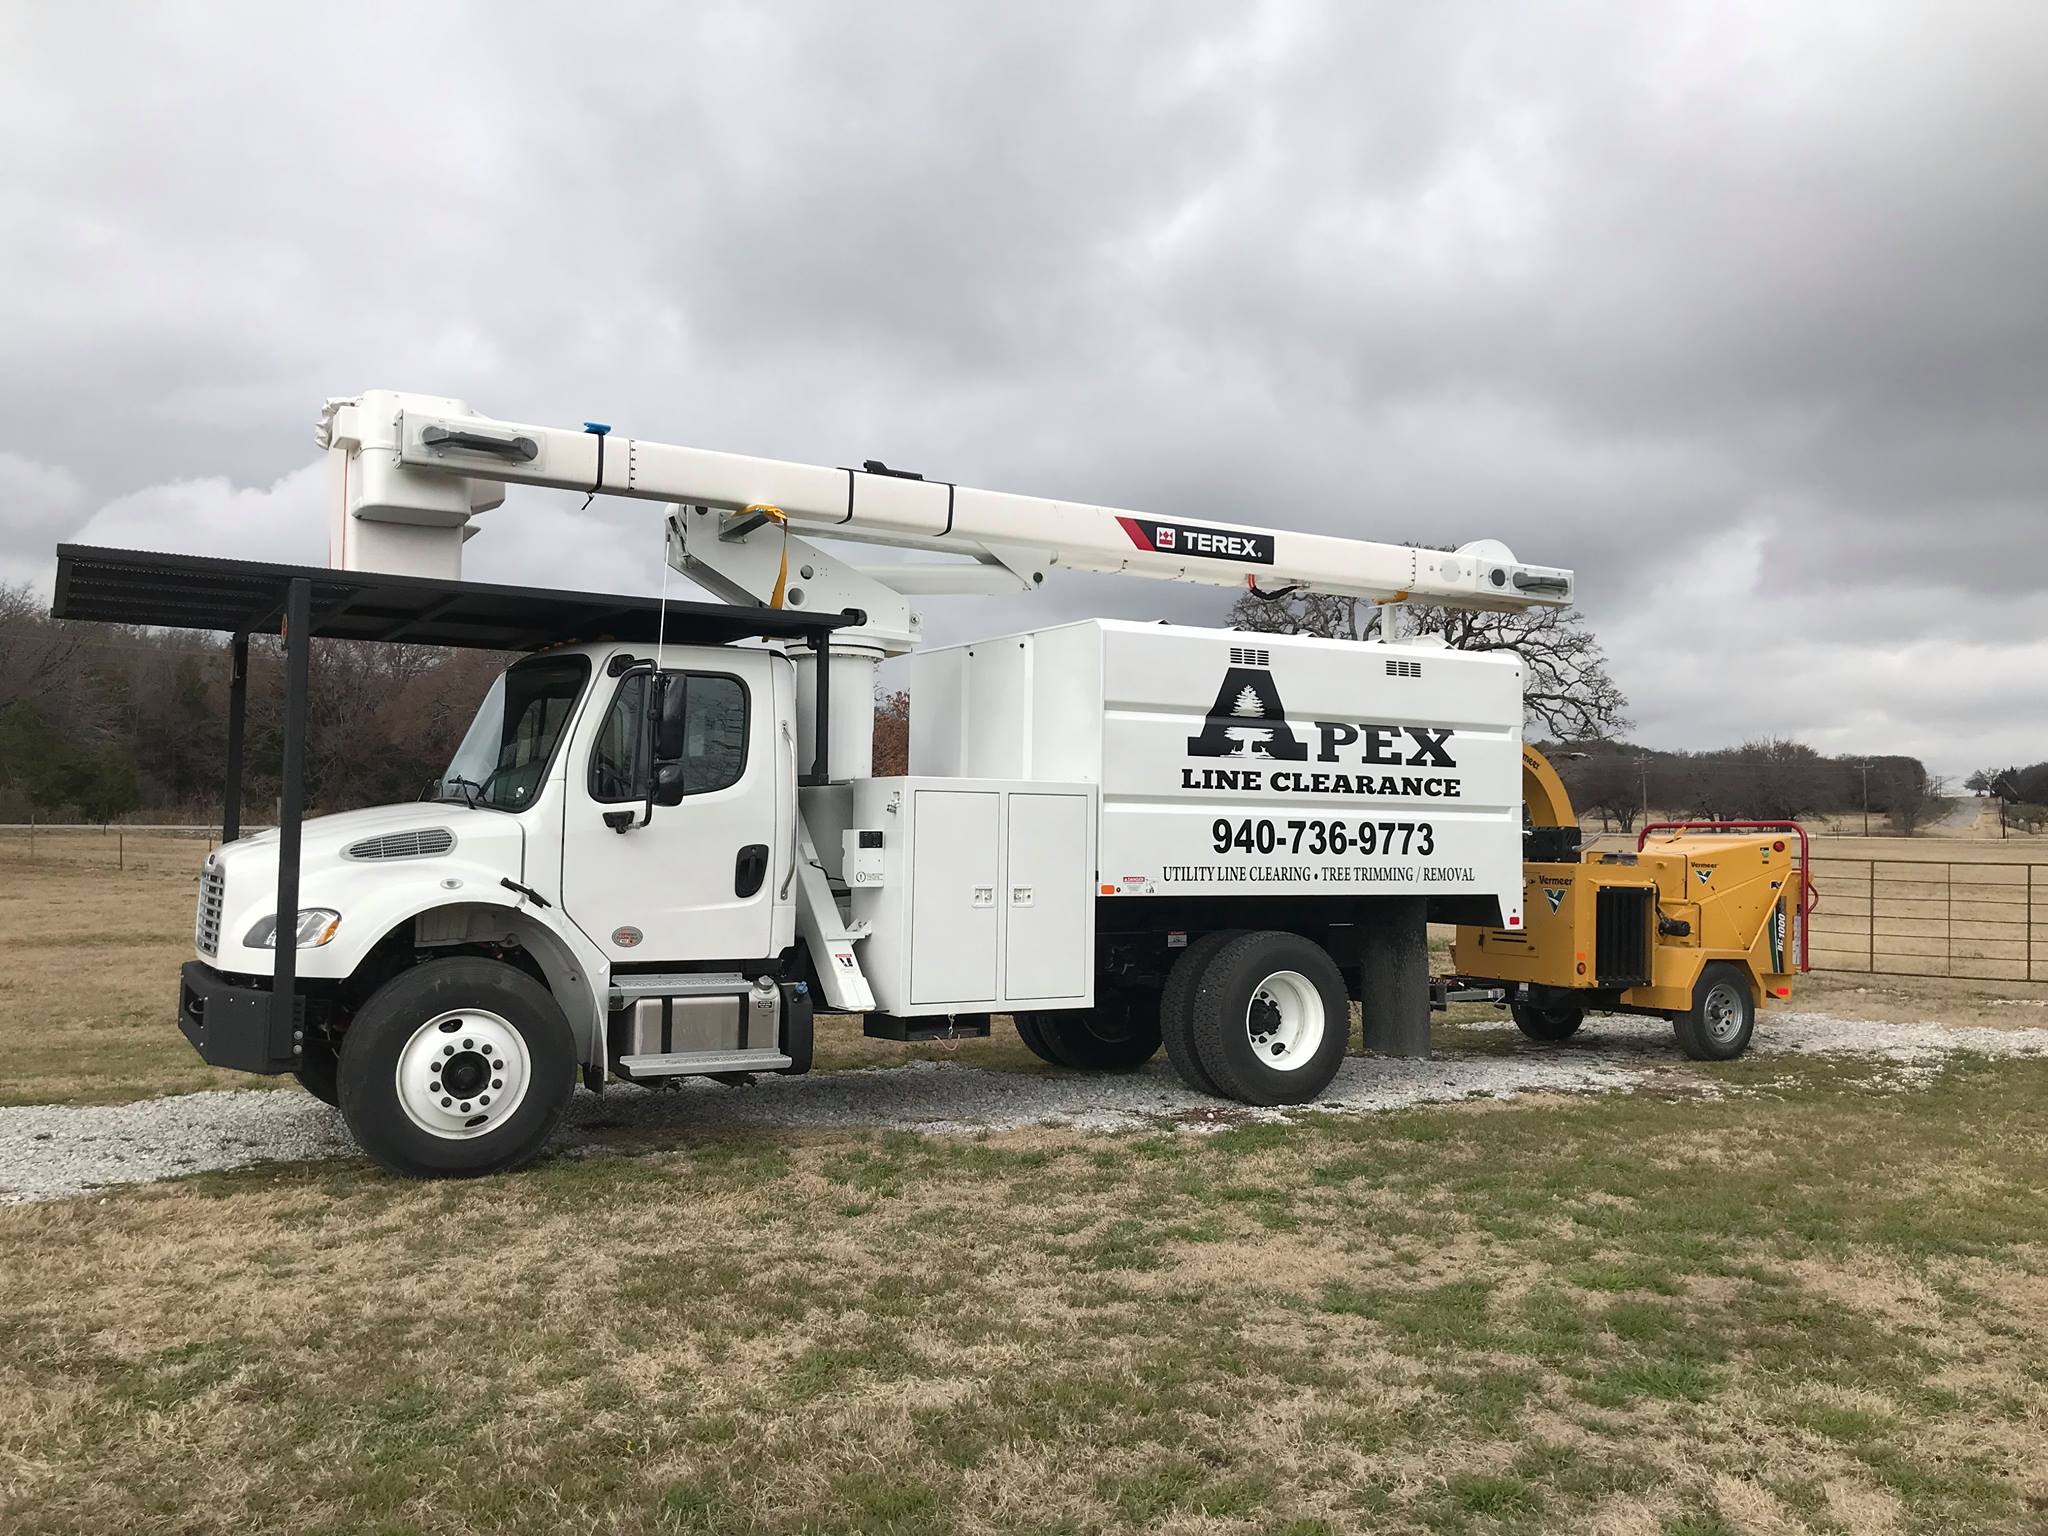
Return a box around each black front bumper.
[179,961,304,1075]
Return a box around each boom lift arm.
[316,391,1577,639]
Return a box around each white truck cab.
[186,636,818,1175]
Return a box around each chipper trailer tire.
[1672,962,1757,1062]
[1509,999,1584,1042]
[54,388,1592,1178]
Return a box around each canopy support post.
[222,631,249,841]
[269,579,311,1054]
[804,628,831,786]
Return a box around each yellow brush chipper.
[1443,746,1817,1059]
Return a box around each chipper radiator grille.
[1594,887,1652,989]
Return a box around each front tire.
[1189,931,1350,1106]
[1511,999,1585,1042]
[337,957,577,1178]
[1673,963,1755,1061]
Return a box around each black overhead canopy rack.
[51,543,851,651]
[50,544,858,1054]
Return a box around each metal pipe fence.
[1808,857,2048,982]
[0,823,229,872]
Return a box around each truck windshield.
[436,654,591,811]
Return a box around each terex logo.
[1185,657,1456,768]
[1118,515,1275,565]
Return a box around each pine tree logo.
[1223,684,1275,756]
[1187,664,1306,760]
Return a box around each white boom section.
[317,391,1574,610]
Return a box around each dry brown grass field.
[3,836,2048,1533]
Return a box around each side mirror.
[653,760,687,807]
[652,673,687,762]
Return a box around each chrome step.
[608,972,754,1008]
[616,1049,792,1077]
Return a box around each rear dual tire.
[1016,989,1162,1070]
[1159,930,1243,1095]
[1187,932,1351,1106]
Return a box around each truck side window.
[674,675,747,794]
[589,671,749,803]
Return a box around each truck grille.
[195,863,225,957]
[346,827,454,860]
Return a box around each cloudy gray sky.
[4,1,2045,777]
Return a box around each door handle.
[735,844,769,898]
[779,719,798,899]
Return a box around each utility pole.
[1993,772,2018,841]
[1859,760,1870,838]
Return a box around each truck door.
[559,648,785,966]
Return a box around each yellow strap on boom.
[743,503,791,607]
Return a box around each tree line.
[1966,763,2048,834]
[2,578,1955,836]
[1549,738,1948,835]
[0,583,505,823]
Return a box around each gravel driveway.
[3,1011,2043,1205]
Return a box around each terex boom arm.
[317,391,1575,634]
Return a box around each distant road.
[1935,796,1988,832]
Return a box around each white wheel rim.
[1245,969,1325,1071]
[395,1008,531,1139]
[1703,983,1746,1045]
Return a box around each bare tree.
[1881,764,1949,835]
[0,582,82,719]
[1227,588,1630,740]
[872,689,910,776]
[1563,753,1642,833]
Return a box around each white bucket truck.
[58,390,1572,1177]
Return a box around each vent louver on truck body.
[345,827,455,860]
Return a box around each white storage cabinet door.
[1003,792,1091,1001]
[909,790,1000,1006]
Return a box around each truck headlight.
[244,909,343,948]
